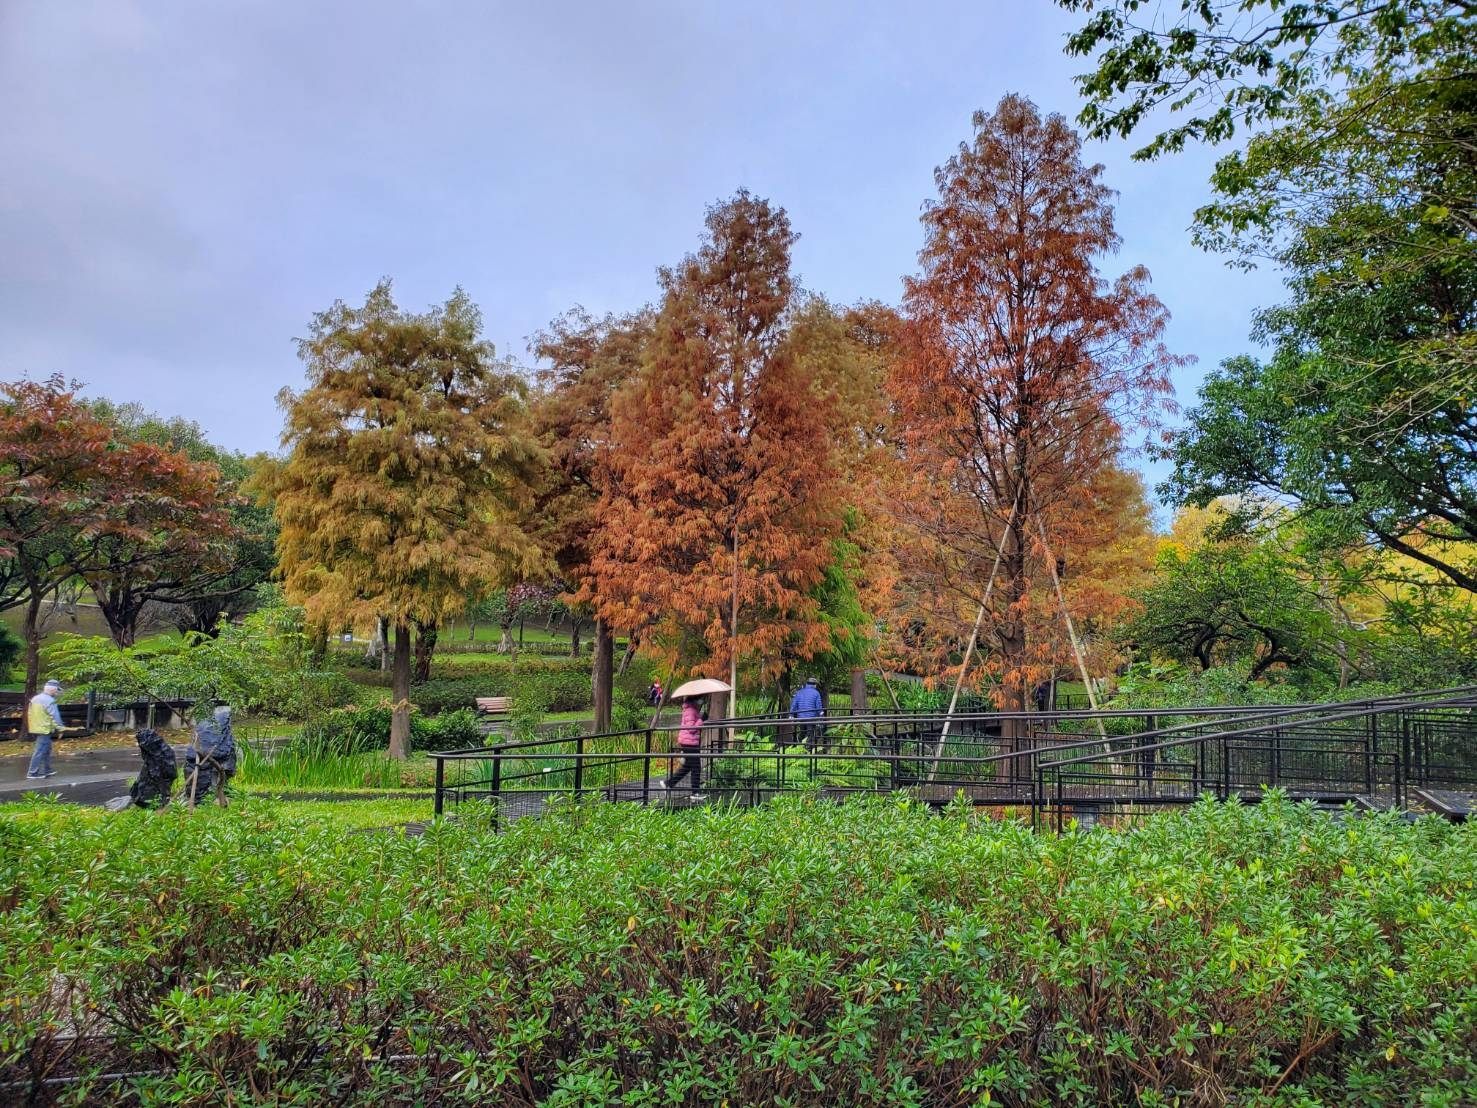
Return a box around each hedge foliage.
[2,794,1474,1105]
[295,705,482,755]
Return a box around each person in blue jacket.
[789,677,825,751]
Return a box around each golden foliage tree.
[583,192,866,712]
[260,282,546,756]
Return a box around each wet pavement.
[0,741,174,807]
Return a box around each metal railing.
[430,688,1477,827]
[1036,688,1477,830]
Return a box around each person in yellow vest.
[26,680,64,780]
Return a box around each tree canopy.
[889,94,1178,705]
[259,281,546,756]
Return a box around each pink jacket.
[677,701,703,748]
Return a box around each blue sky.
[0,0,1284,502]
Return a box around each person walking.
[790,677,825,751]
[25,680,65,780]
[661,697,706,800]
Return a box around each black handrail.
[431,686,1477,826]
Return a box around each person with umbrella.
[660,678,728,801]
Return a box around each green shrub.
[263,667,360,720]
[0,622,21,685]
[895,681,949,711]
[293,704,484,756]
[426,654,590,682]
[3,795,1475,1104]
[413,667,591,715]
[709,731,889,791]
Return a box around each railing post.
[1396,716,1407,808]
[1365,711,1375,797]
[490,745,502,831]
[642,729,652,805]
[1144,714,1157,787]
[573,732,585,798]
[1220,737,1231,801]
[1032,763,1043,832]
[434,755,445,817]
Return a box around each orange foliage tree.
[888,94,1180,707]
[582,192,861,712]
[529,308,653,729]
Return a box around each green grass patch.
[237,742,439,790]
[3,793,1475,1104]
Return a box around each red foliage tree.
[889,95,1181,707]
[0,378,234,700]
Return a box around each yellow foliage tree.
[259,281,546,756]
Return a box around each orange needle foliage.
[529,308,653,727]
[888,95,1182,706]
[582,193,868,701]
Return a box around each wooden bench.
[475,697,511,718]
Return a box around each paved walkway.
[0,743,168,807]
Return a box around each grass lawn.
[2,792,429,834]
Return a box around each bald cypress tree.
[261,281,546,757]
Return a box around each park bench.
[475,696,511,720]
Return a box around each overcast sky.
[1,0,1284,499]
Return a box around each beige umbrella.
[669,677,732,700]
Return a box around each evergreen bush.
[5,794,1472,1104]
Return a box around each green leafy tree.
[1058,0,1475,157]
[1063,3,1477,593]
[795,521,875,698]
[46,615,277,722]
[258,281,547,757]
[1127,531,1335,679]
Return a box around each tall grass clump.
[2,793,1474,1105]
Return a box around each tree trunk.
[850,668,868,714]
[570,618,582,658]
[378,617,390,671]
[309,621,329,664]
[617,632,639,676]
[389,622,412,759]
[93,585,140,647]
[729,526,740,718]
[413,619,439,683]
[592,618,613,732]
[22,587,44,703]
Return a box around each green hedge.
[411,670,591,715]
[294,705,481,754]
[3,795,1474,1104]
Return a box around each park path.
[0,742,172,807]
[0,741,192,809]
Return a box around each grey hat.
[43,680,60,692]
